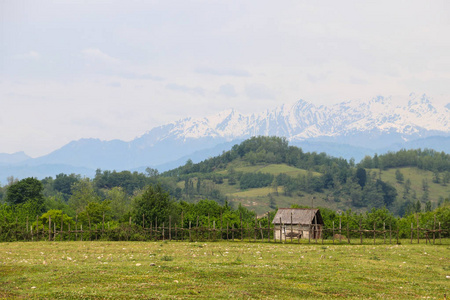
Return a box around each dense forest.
[0,136,449,240]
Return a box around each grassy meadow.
[1,241,449,299]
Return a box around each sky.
[1,0,450,157]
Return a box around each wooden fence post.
[359,218,362,245]
[181,212,184,241]
[220,212,223,241]
[389,221,392,244]
[226,222,229,241]
[36,216,39,241]
[315,213,318,244]
[433,215,436,245]
[290,212,293,243]
[169,216,172,241]
[279,217,282,243]
[373,222,376,245]
[254,214,257,242]
[416,215,419,244]
[308,223,311,244]
[347,222,350,244]
[208,214,210,241]
[410,223,413,244]
[439,222,441,244]
[88,213,91,241]
[189,221,192,242]
[49,215,51,241]
[332,221,335,244]
[240,212,243,242]
[383,222,386,244]
[339,216,342,243]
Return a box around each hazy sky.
[1,0,449,157]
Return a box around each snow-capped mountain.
[2,93,449,182]
[140,93,449,146]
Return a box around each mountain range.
[1,93,449,183]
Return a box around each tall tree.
[132,184,174,226]
[6,177,44,206]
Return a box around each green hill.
[163,136,450,216]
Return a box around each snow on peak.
[144,94,450,142]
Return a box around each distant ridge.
[1,94,449,183]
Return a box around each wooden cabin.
[272,208,324,240]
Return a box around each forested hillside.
[1,136,449,240]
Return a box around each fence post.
[332,221,335,244]
[315,213,318,243]
[433,215,436,245]
[181,212,184,241]
[339,216,342,243]
[60,216,63,242]
[226,222,229,241]
[169,216,172,241]
[196,216,199,242]
[220,212,223,241]
[410,223,413,244]
[240,212,243,242]
[267,212,271,243]
[279,217,282,243]
[189,221,192,242]
[359,218,362,245]
[308,223,311,244]
[49,215,51,241]
[88,213,91,241]
[439,222,441,244]
[36,216,39,241]
[75,215,78,241]
[347,222,350,244]
[254,214,257,242]
[389,221,392,244]
[290,212,293,243]
[232,223,234,241]
[208,214,210,241]
[416,215,419,244]
[383,222,386,244]
[373,222,376,245]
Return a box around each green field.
[371,167,450,204]
[1,241,449,299]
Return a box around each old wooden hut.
[272,208,324,240]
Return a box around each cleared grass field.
[1,241,449,299]
[369,167,450,205]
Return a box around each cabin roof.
[271,208,324,225]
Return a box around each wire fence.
[1,214,448,244]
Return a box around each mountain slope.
[1,94,449,182]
